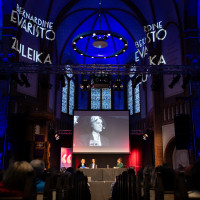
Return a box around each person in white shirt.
[89,159,97,169]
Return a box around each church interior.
[0,0,200,199]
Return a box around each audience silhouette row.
[0,159,200,200]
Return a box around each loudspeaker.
[174,114,191,150]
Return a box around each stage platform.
[78,168,127,200]
[89,181,113,200]
[79,168,127,181]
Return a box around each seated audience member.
[175,163,185,172]
[1,161,34,196]
[128,168,136,175]
[114,157,123,168]
[60,167,67,173]
[158,164,175,191]
[78,158,86,168]
[66,167,75,174]
[187,160,200,198]
[151,165,161,187]
[89,158,97,169]
[30,159,45,192]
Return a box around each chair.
[136,173,142,200]
[63,173,73,200]
[56,173,63,200]
[155,172,175,200]
[143,172,151,200]
[128,173,136,200]
[174,172,188,200]
[43,172,53,200]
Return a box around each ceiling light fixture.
[72,30,128,58]
[72,0,128,59]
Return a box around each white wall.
[162,123,175,156]
[162,123,189,169]
[172,148,189,169]
[17,74,38,98]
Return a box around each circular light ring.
[72,30,128,58]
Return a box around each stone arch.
[163,136,176,168]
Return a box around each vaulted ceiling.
[21,0,180,67]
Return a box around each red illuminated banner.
[60,147,72,169]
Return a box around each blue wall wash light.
[72,30,128,58]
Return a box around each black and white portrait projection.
[73,110,130,153]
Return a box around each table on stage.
[79,168,127,181]
[78,168,127,200]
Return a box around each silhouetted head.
[3,161,34,191]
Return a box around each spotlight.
[92,35,98,40]
[11,73,24,86]
[20,73,30,88]
[143,133,148,140]
[113,78,123,91]
[182,75,191,89]
[168,75,181,88]
[55,133,60,140]
[143,128,153,140]
[93,74,111,88]
[102,35,108,40]
[80,79,91,90]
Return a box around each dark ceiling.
[20,0,179,67]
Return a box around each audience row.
[0,159,200,200]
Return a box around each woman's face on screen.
[91,117,103,133]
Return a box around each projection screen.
[73,110,130,153]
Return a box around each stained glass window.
[102,88,111,109]
[127,80,133,115]
[91,88,101,110]
[65,65,73,78]
[61,65,75,115]
[69,80,75,115]
[128,65,140,114]
[134,83,140,113]
[91,88,111,110]
[61,78,68,113]
[129,65,136,78]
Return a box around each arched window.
[61,65,75,115]
[61,78,68,113]
[127,80,133,115]
[91,88,111,110]
[127,66,141,114]
[102,88,111,109]
[91,88,101,110]
[134,84,140,113]
[69,80,75,115]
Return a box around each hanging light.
[72,0,128,58]
[168,75,181,88]
[113,77,123,90]
[80,78,91,90]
